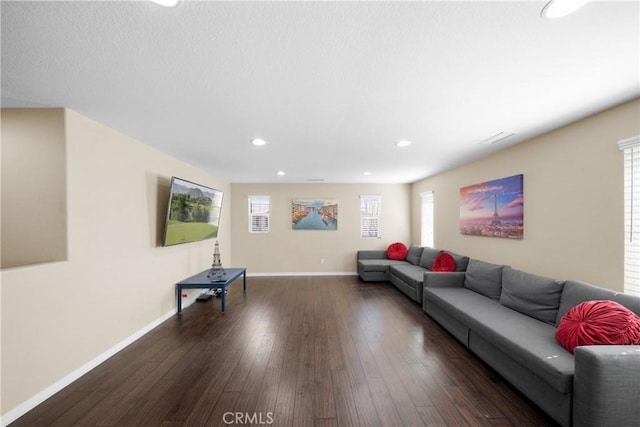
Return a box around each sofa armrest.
[573,345,640,427]
[357,250,387,260]
[423,271,466,288]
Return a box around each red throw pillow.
[555,300,640,353]
[386,242,408,260]
[431,252,456,272]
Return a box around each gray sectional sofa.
[423,259,640,427]
[357,247,640,426]
[357,245,469,303]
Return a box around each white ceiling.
[2,0,639,184]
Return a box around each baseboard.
[0,300,193,427]
[247,271,358,277]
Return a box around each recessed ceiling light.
[364,171,372,176]
[251,138,267,146]
[396,140,412,147]
[151,0,180,7]
[541,0,588,19]
[277,171,285,176]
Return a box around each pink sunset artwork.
[459,174,524,239]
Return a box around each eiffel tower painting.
[459,174,524,239]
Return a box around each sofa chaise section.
[356,250,408,282]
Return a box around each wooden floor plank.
[9,276,557,426]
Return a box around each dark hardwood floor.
[12,276,557,426]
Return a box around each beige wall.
[411,99,640,291]
[1,109,231,417]
[1,109,68,268]
[230,183,411,273]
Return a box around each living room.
[2,1,639,426]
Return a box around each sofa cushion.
[432,252,456,272]
[500,268,565,325]
[556,280,640,325]
[405,245,424,266]
[463,259,504,300]
[386,242,408,260]
[418,246,442,269]
[357,259,408,272]
[389,264,427,288]
[448,252,470,272]
[424,287,575,393]
[555,300,640,353]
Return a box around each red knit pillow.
[555,300,640,353]
[386,242,408,260]
[431,252,456,272]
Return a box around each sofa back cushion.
[556,279,640,325]
[500,268,565,325]
[448,252,470,272]
[405,245,424,266]
[419,246,442,269]
[464,259,504,300]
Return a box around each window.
[360,195,381,238]
[618,136,640,296]
[421,191,434,247]
[248,195,270,233]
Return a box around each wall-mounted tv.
[162,177,224,246]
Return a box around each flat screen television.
[162,177,224,246]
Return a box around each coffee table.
[176,267,246,314]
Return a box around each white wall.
[230,183,411,274]
[1,109,231,420]
[411,98,640,291]
[1,109,68,268]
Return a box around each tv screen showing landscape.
[162,177,224,246]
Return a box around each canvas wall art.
[459,174,524,239]
[292,198,338,230]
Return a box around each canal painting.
[292,198,338,230]
[459,174,524,239]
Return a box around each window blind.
[421,191,434,247]
[360,195,381,239]
[248,195,270,233]
[618,136,640,296]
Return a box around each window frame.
[248,195,270,234]
[360,194,381,239]
[618,136,640,296]
[420,190,434,247]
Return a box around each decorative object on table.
[292,198,338,230]
[207,240,226,281]
[459,174,524,239]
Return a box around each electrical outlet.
[320,258,325,264]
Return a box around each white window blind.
[360,195,381,239]
[618,136,640,296]
[248,195,270,233]
[421,191,434,247]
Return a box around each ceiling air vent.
[478,132,515,145]
[307,178,325,182]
